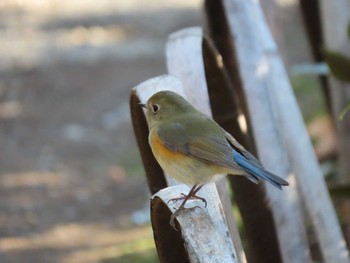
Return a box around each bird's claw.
[167,193,187,205]
[167,193,207,207]
[169,206,203,231]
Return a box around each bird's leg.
[167,185,207,207]
[169,185,206,230]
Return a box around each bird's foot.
[170,205,202,230]
[167,193,207,208]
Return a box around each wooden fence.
[130,0,350,262]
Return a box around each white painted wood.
[134,74,239,263]
[167,27,211,115]
[136,74,186,103]
[222,1,310,262]
[135,75,185,188]
[154,185,237,263]
[223,0,350,262]
[166,27,246,263]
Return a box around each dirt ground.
[0,1,203,262]
[0,1,327,263]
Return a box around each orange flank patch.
[150,131,184,161]
[150,130,230,185]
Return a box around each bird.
[140,90,288,228]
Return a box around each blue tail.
[233,151,288,190]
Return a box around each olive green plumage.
[144,90,288,189]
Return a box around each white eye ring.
[152,104,160,113]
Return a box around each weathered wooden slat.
[207,0,310,261]
[166,27,246,263]
[220,0,311,262]
[130,90,167,195]
[222,0,350,262]
[133,75,238,263]
[131,76,190,263]
[155,185,237,263]
[204,3,285,262]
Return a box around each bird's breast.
[149,130,184,162]
[149,129,227,185]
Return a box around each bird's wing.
[156,117,260,184]
[224,131,262,167]
[156,116,238,169]
[225,130,289,188]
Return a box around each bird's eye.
[152,104,160,113]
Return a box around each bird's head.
[140,90,193,129]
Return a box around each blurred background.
[0,0,340,262]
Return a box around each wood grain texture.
[133,74,239,263]
[131,75,190,263]
[222,0,350,262]
[166,27,246,263]
[204,2,285,262]
[154,185,237,263]
[221,2,312,262]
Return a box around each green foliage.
[291,75,326,123]
[329,183,350,198]
[102,249,158,263]
[339,102,350,120]
[101,237,158,263]
[323,24,350,120]
[323,50,350,82]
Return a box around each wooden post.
[130,76,189,263]
[165,28,246,263]
[205,2,287,262]
[220,0,350,262]
[132,75,239,263]
[214,1,311,262]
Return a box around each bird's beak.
[138,103,147,109]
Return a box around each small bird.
[140,90,288,228]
